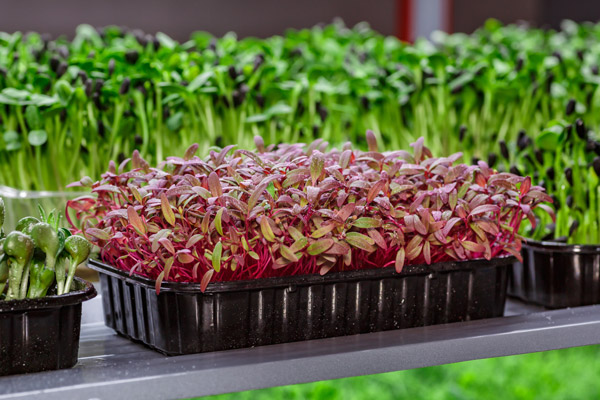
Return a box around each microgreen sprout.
[0,20,599,191]
[0,201,92,300]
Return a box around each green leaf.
[2,88,30,100]
[461,240,486,253]
[307,238,334,255]
[266,103,293,116]
[215,208,224,235]
[25,105,41,130]
[535,125,562,151]
[187,71,213,92]
[3,130,20,151]
[55,81,73,105]
[28,130,48,146]
[312,223,336,238]
[289,237,308,252]
[160,193,176,226]
[280,245,300,262]
[352,217,382,229]
[212,241,222,272]
[288,226,304,241]
[245,114,268,124]
[406,235,424,260]
[345,232,376,252]
[163,257,175,279]
[156,32,177,49]
[166,112,183,131]
[29,94,57,107]
[260,217,276,242]
[129,184,143,203]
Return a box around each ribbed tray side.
[98,262,509,356]
[510,245,600,308]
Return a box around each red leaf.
[310,151,325,185]
[475,172,487,187]
[208,171,223,197]
[414,215,428,235]
[127,206,146,235]
[520,176,531,196]
[503,246,523,262]
[200,269,215,292]
[395,248,405,273]
[470,204,501,217]
[86,228,111,241]
[159,238,175,254]
[423,241,431,264]
[92,184,121,193]
[336,203,356,221]
[367,180,386,204]
[367,229,387,250]
[183,143,199,161]
[155,271,165,294]
[319,263,335,276]
[537,204,556,222]
[177,252,196,264]
[366,130,378,152]
[339,150,353,169]
[442,217,462,237]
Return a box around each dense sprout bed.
[1,20,600,191]
[68,133,550,290]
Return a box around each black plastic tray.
[0,278,97,376]
[90,256,512,356]
[509,240,600,308]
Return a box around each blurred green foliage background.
[192,345,600,399]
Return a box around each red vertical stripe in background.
[445,0,454,33]
[397,0,413,42]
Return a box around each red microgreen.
[68,134,551,293]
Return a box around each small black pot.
[90,256,512,356]
[0,278,97,376]
[509,240,600,308]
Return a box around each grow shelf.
[1,295,600,400]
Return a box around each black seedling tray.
[90,256,512,356]
[509,240,600,308]
[0,278,97,376]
